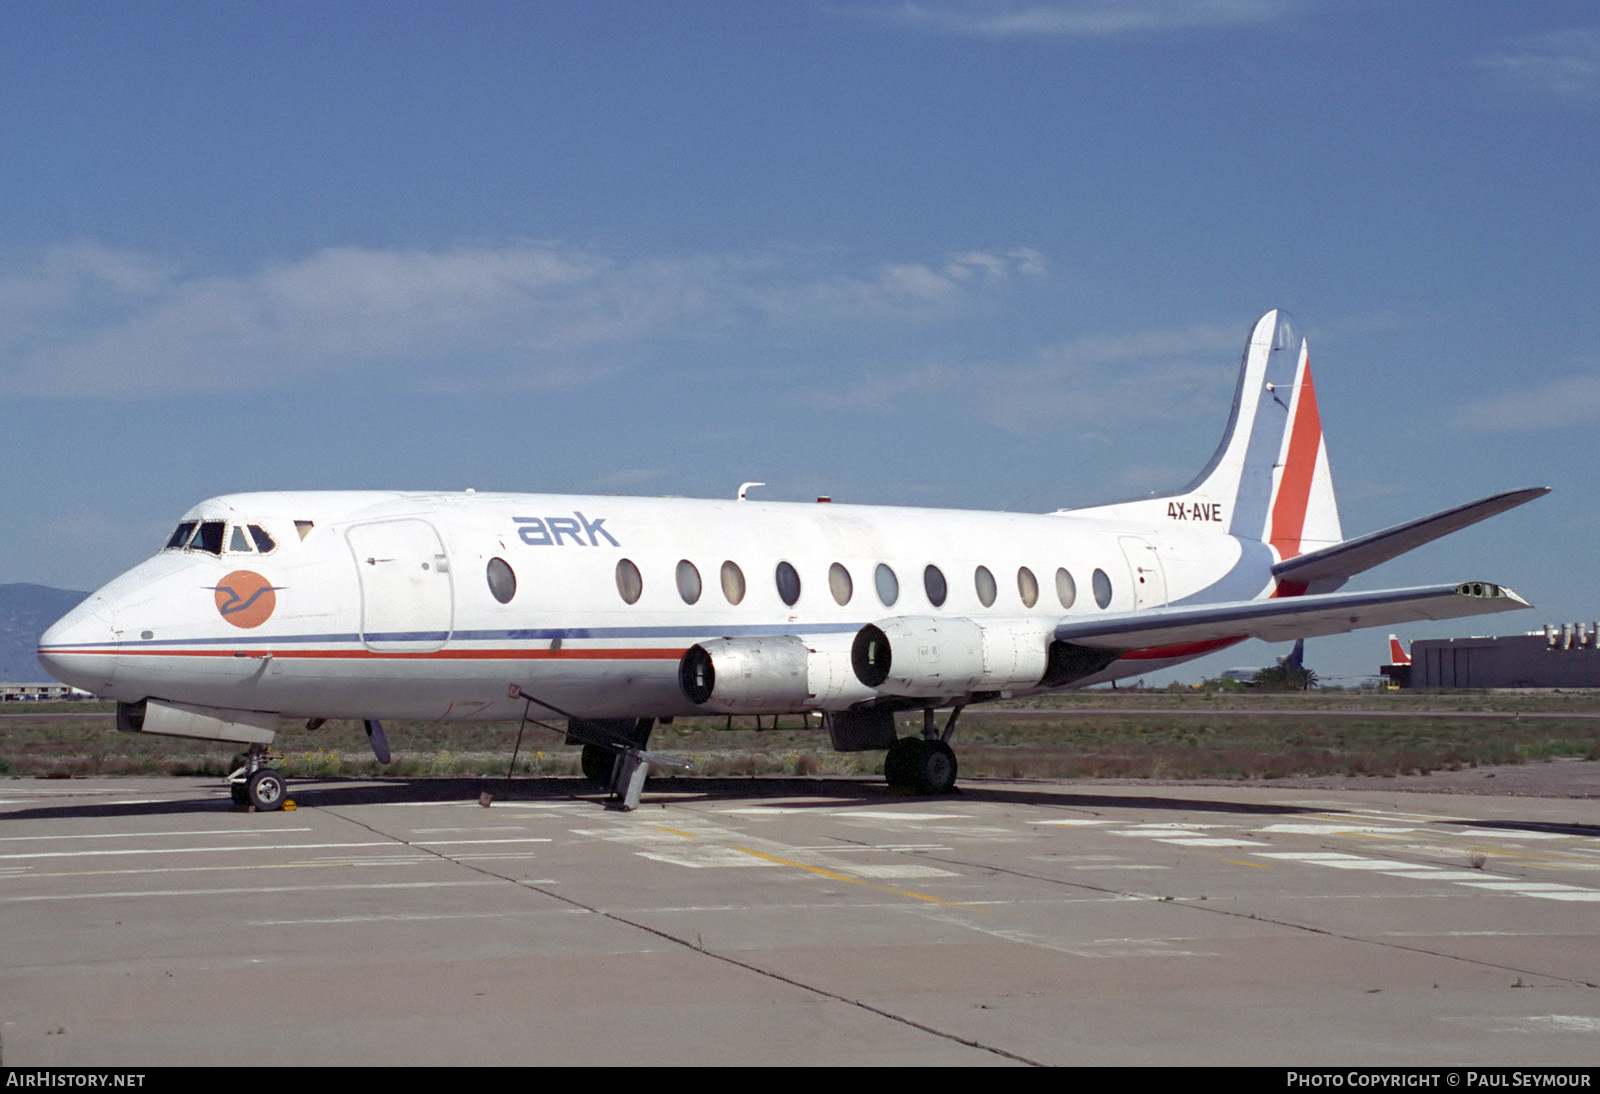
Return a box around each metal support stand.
[506,683,689,811]
[610,750,651,812]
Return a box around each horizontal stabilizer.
[1054,582,1529,652]
[1271,487,1549,587]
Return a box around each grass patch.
[1,693,1596,782]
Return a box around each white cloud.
[747,247,1042,324]
[802,319,1239,430]
[1478,27,1600,101]
[1453,373,1600,433]
[804,361,965,411]
[875,0,1290,38]
[1,242,1041,399]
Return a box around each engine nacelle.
[679,635,877,714]
[851,616,1053,697]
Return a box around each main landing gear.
[883,705,963,794]
[228,745,288,811]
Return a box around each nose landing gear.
[228,745,288,811]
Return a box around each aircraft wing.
[1054,582,1529,651]
[1272,487,1549,587]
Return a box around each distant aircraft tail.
[1280,638,1306,671]
[1181,310,1343,560]
[1388,634,1411,665]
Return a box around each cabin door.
[1118,536,1168,610]
[346,519,454,652]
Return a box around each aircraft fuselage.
[41,488,1252,724]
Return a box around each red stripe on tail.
[1268,361,1323,562]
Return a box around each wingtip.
[1454,581,1532,610]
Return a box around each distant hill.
[0,584,88,682]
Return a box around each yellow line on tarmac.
[653,826,698,838]
[729,846,959,905]
[1222,859,1269,869]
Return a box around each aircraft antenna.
[737,481,765,501]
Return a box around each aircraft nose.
[37,597,121,695]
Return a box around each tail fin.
[1180,310,1342,559]
[1281,637,1306,671]
[1388,634,1411,665]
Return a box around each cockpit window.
[193,521,225,556]
[165,522,196,550]
[165,519,266,555]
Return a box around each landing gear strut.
[228,745,287,811]
[883,705,963,794]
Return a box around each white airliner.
[39,311,1546,810]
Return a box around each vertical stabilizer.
[1180,310,1342,559]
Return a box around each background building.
[1404,624,1600,689]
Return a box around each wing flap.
[1272,487,1548,586]
[1054,582,1530,651]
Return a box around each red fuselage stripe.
[45,647,687,661]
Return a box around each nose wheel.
[228,745,288,811]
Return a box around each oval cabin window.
[1056,568,1076,609]
[720,561,746,605]
[829,563,853,606]
[616,559,643,605]
[775,562,801,607]
[875,564,899,607]
[676,560,702,604]
[1092,568,1113,609]
[486,558,517,604]
[1018,566,1039,608]
[974,566,997,607]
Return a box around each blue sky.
[3,1,1596,684]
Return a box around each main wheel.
[230,783,248,806]
[246,768,286,811]
[884,737,926,789]
[914,740,958,794]
[580,744,613,786]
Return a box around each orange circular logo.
[213,570,278,629]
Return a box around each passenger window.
[1018,566,1039,608]
[720,561,746,605]
[248,525,276,553]
[676,560,702,604]
[166,522,196,550]
[487,558,516,604]
[1092,568,1112,609]
[974,566,997,607]
[194,521,225,556]
[1056,568,1077,609]
[616,559,643,605]
[775,562,801,607]
[828,563,853,606]
[924,564,947,608]
[228,526,252,553]
[874,563,899,607]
